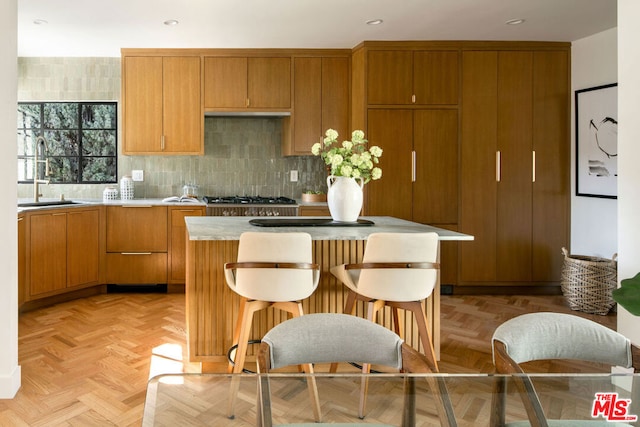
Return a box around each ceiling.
[17,0,617,57]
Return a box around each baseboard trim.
[450,285,562,295]
[0,364,21,399]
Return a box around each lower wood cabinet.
[106,205,168,284]
[169,206,205,284]
[27,206,101,299]
[298,205,330,216]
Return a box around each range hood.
[204,111,291,117]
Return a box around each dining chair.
[256,313,457,427]
[329,232,441,416]
[491,312,640,427]
[225,231,320,420]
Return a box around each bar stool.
[330,232,440,417]
[224,231,320,419]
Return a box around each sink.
[18,200,83,208]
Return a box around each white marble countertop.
[185,216,474,241]
[17,197,206,213]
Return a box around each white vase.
[326,175,364,222]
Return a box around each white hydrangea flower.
[340,164,353,177]
[370,146,383,157]
[352,130,365,141]
[371,167,382,180]
[325,129,339,140]
[342,140,353,150]
[311,142,322,156]
[351,168,361,178]
[330,154,343,167]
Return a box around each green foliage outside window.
[17,102,117,184]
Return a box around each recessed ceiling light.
[33,19,48,25]
[163,19,179,26]
[366,19,383,26]
[505,18,525,25]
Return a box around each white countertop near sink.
[17,197,206,213]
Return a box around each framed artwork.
[575,83,618,199]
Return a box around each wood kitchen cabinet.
[27,207,100,298]
[459,49,569,287]
[204,56,291,110]
[366,108,459,284]
[367,50,459,105]
[283,56,350,155]
[18,214,25,306]
[106,205,168,284]
[168,206,205,285]
[122,55,202,155]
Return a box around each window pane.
[17,158,34,181]
[44,103,78,129]
[48,157,78,183]
[17,130,37,156]
[45,130,79,156]
[82,157,117,182]
[82,104,116,129]
[17,104,41,129]
[82,130,116,156]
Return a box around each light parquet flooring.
[1,292,617,426]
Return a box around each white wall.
[617,0,640,343]
[0,0,20,399]
[571,28,618,258]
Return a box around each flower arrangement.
[311,129,382,183]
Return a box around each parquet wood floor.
[0,292,617,426]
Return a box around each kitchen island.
[185,216,473,369]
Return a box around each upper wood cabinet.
[283,56,350,155]
[204,56,291,110]
[459,49,569,286]
[367,50,459,105]
[122,55,203,155]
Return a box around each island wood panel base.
[186,239,441,366]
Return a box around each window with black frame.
[17,101,117,184]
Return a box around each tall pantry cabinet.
[459,48,570,288]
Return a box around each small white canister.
[103,186,119,202]
[120,175,134,200]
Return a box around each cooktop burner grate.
[203,195,297,205]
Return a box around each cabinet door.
[248,57,291,108]
[290,57,322,154]
[18,215,25,306]
[163,56,202,154]
[30,212,67,296]
[321,57,350,138]
[412,109,459,224]
[204,57,248,108]
[413,51,459,105]
[67,209,100,288]
[287,56,350,155]
[106,206,168,253]
[367,51,413,105]
[169,207,204,284]
[366,109,413,220]
[460,51,498,283]
[496,51,533,282]
[532,51,570,282]
[123,56,163,153]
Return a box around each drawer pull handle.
[121,252,153,255]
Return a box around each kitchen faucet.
[33,135,50,203]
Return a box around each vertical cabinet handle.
[246,98,250,107]
[532,151,536,183]
[496,151,501,182]
[411,151,416,182]
[161,135,165,151]
[411,94,416,104]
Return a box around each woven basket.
[560,247,618,315]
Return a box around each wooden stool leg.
[407,300,438,370]
[273,301,322,423]
[227,300,270,419]
[357,299,386,419]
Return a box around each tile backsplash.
[17,57,327,200]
